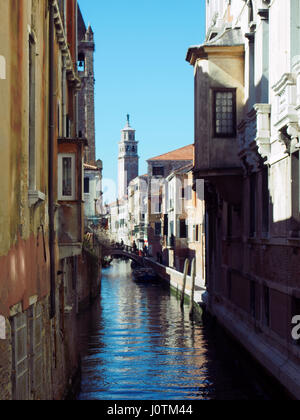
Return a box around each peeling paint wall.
[0,0,89,400]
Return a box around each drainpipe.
[49,1,56,319]
[62,56,66,137]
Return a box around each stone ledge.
[212,303,300,399]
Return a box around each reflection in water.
[77,260,284,400]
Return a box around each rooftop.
[148,144,194,162]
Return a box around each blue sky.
[79,0,206,201]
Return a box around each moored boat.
[132,267,157,282]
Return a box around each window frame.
[152,166,164,177]
[58,153,76,201]
[179,219,187,239]
[84,177,90,194]
[154,222,162,237]
[212,88,237,138]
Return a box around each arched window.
[78,52,85,71]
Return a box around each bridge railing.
[110,242,148,257]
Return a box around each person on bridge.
[143,245,148,257]
[132,241,137,253]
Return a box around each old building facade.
[77,11,103,226]
[128,174,149,250]
[187,0,300,398]
[163,164,205,288]
[146,145,194,260]
[0,0,99,400]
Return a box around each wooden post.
[189,258,196,318]
[180,259,189,309]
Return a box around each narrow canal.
[76,259,285,400]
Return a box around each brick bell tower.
[118,115,139,199]
[77,11,96,165]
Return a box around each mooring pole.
[180,259,189,309]
[189,258,196,318]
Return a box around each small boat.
[133,267,157,282]
[131,260,139,269]
[102,256,112,268]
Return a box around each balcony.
[238,103,271,171]
[272,69,300,154]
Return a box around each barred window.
[213,89,236,137]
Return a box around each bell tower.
[118,115,139,199]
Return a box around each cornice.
[186,44,244,65]
[51,0,81,89]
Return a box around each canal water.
[76,259,285,400]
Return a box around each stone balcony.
[272,65,300,154]
[238,103,271,172]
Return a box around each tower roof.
[122,114,135,131]
[77,5,87,43]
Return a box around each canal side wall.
[208,300,300,400]
[145,258,206,304]
[77,243,102,311]
[145,258,299,398]
[0,251,102,401]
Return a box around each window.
[163,214,168,236]
[179,219,187,238]
[196,225,199,242]
[66,116,71,137]
[58,153,76,200]
[155,222,161,236]
[151,196,161,214]
[213,89,236,137]
[169,220,175,246]
[84,177,90,194]
[192,224,200,242]
[77,52,85,72]
[12,312,29,400]
[153,166,164,177]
